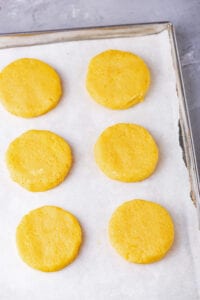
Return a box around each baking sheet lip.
[0,21,171,37]
[169,24,200,224]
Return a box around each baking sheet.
[0,28,200,300]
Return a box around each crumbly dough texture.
[109,199,174,264]
[94,123,158,182]
[6,130,72,192]
[16,206,82,272]
[86,49,150,109]
[0,58,62,117]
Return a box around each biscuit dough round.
[6,130,72,192]
[0,58,62,117]
[109,199,174,264]
[94,123,158,182]
[16,206,82,272]
[86,50,150,109]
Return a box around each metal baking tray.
[0,21,199,221]
[1,21,200,300]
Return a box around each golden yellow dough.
[109,199,174,264]
[94,123,158,182]
[86,49,150,109]
[0,58,62,117]
[6,130,72,192]
[16,206,82,272]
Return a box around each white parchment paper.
[0,29,200,300]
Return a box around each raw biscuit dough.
[16,206,82,272]
[0,58,62,117]
[86,50,150,109]
[109,199,174,263]
[94,123,158,182]
[6,130,72,192]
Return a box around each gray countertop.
[0,0,199,167]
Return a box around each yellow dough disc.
[16,206,82,272]
[6,130,72,192]
[109,199,174,264]
[94,123,158,182]
[0,58,62,117]
[86,49,150,109]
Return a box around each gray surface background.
[0,0,199,167]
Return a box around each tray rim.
[168,25,200,224]
[0,21,199,224]
[0,21,170,49]
[0,21,170,36]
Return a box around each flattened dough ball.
[109,200,174,264]
[94,123,158,182]
[86,50,150,109]
[16,206,82,272]
[0,58,62,117]
[6,130,72,192]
